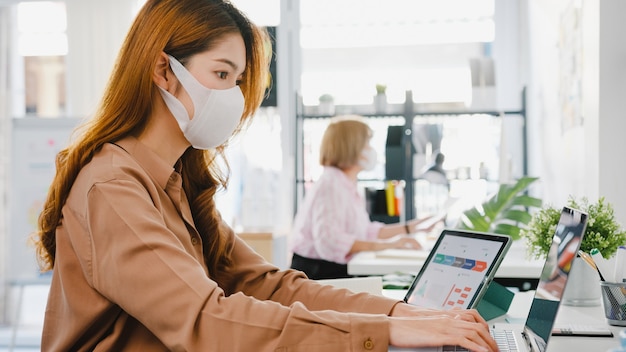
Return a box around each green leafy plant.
[375,84,387,95]
[521,196,626,259]
[458,176,542,240]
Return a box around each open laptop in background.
[389,206,588,352]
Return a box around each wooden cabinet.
[237,231,288,268]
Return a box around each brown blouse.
[41,136,399,351]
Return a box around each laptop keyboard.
[441,329,518,352]
[491,329,518,351]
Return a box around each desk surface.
[382,289,624,351]
[348,241,545,279]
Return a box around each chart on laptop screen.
[405,234,503,309]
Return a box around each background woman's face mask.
[359,146,378,171]
[158,54,245,150]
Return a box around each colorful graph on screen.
[405,234,504,309]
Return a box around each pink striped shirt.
[291,166,384,264]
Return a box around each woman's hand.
[408,213,446,233]
[388,303,497,351]
[387,235,422,250]
[390,303,488,327]
[388,314,498,352]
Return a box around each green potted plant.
[521,196,626,260]
[521,196,626,306]
[458,176,542,240]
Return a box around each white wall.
[275,0,300,234]
[65,0,135,118]
[595,0,626,226]
[493,0,523,111]
[0,5,10,324]
[526,0,583,204]
[525,0,626,227]
[492,0,526,182]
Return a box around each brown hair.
[35,0,270,277]
[319,115,372,170]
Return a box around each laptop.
[390,206,588,352]
[403,229,512,310]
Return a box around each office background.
[0,0,626,341]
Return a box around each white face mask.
[359,146,377,171]
[157,55,245,150]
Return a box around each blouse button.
[363,338,374,350]
[191,237,198,246]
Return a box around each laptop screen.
[523,206,588,351]
[404,230,511,309]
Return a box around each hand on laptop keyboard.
[440,330,518,352]
[388,304,499,351]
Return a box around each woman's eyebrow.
[215,58,243,73]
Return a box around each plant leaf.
[460,208,490,232]
[482,197,500,220]
[500,209,533,225]
[493,223,522,240]
[512,195,542,208]
[457,176,541,237]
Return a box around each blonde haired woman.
[290,115,436,280]
[34,1,496,351]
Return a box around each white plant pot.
[374,94,387,114]
[562,257,602,306]
[318,101,335,116]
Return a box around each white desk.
[348,243,544,283]
[495,291,623,351]
[383,289,625,351]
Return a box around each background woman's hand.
[387,235,421,250]
[409,213,446,233]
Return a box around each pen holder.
[600,281,626,326]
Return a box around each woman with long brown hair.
[34,1,497,351]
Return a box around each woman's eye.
[217,72,228,79]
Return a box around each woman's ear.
[153,52,171,89]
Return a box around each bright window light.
[301,66,472,106]
[300,0,493,105]
[134,0,147,15]
[133,0,280,26]
[300,0,495,48]
[300,0,494,24]
[231,0,280,26]
[301,21,494,49]
[17,1,67,56]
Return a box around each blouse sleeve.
[366,221,385,241]
[82,179,398,351]
[221,230,400,314]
